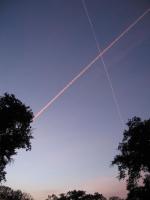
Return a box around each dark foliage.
[112,117,150,198]
[0,185,34,200]
[109,197,124,200]
[126,175,150,200]
[46,190,107,200]
[0,93,33,182]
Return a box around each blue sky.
[0,0,150,199]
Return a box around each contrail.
[33,8,150,121]
[81,0,124,128]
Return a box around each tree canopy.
[0,185,34,200]
[0,93,33,182]
[109,197,124,200]
[112,116,150,199]
[46,190,107,200]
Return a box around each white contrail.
[81,0,124,128]
[33,8,150,121]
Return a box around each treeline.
[0,187,124,200]
[0,185,33,200]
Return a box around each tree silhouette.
[109,197,124,200]
[0,93,33,182]
[0,185,34,200]
[46,190,107,200]
[126,174,150,200]
[112,117,150,199]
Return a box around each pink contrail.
[82,0,124,128]
[33,8,150,121]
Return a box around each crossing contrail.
[33,8,150,121]
[81,0,124,128]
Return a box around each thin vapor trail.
[81,0,124,128]
[33,8,150,121]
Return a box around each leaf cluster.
[46,190,107,200]
[0,93,33,182]
[112,116,150,198]
[0,185,34,200]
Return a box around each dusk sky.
[0,0,150,199]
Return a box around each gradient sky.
[0,0,150,199]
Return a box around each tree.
[112,117,150,198]
[46,190,107,200]
[109,197,124,200]
[0,93,33,182]
[0,185,34,200]
[92,192,107,200]
[126,175,150,200]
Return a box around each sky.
[0,0,150,199]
